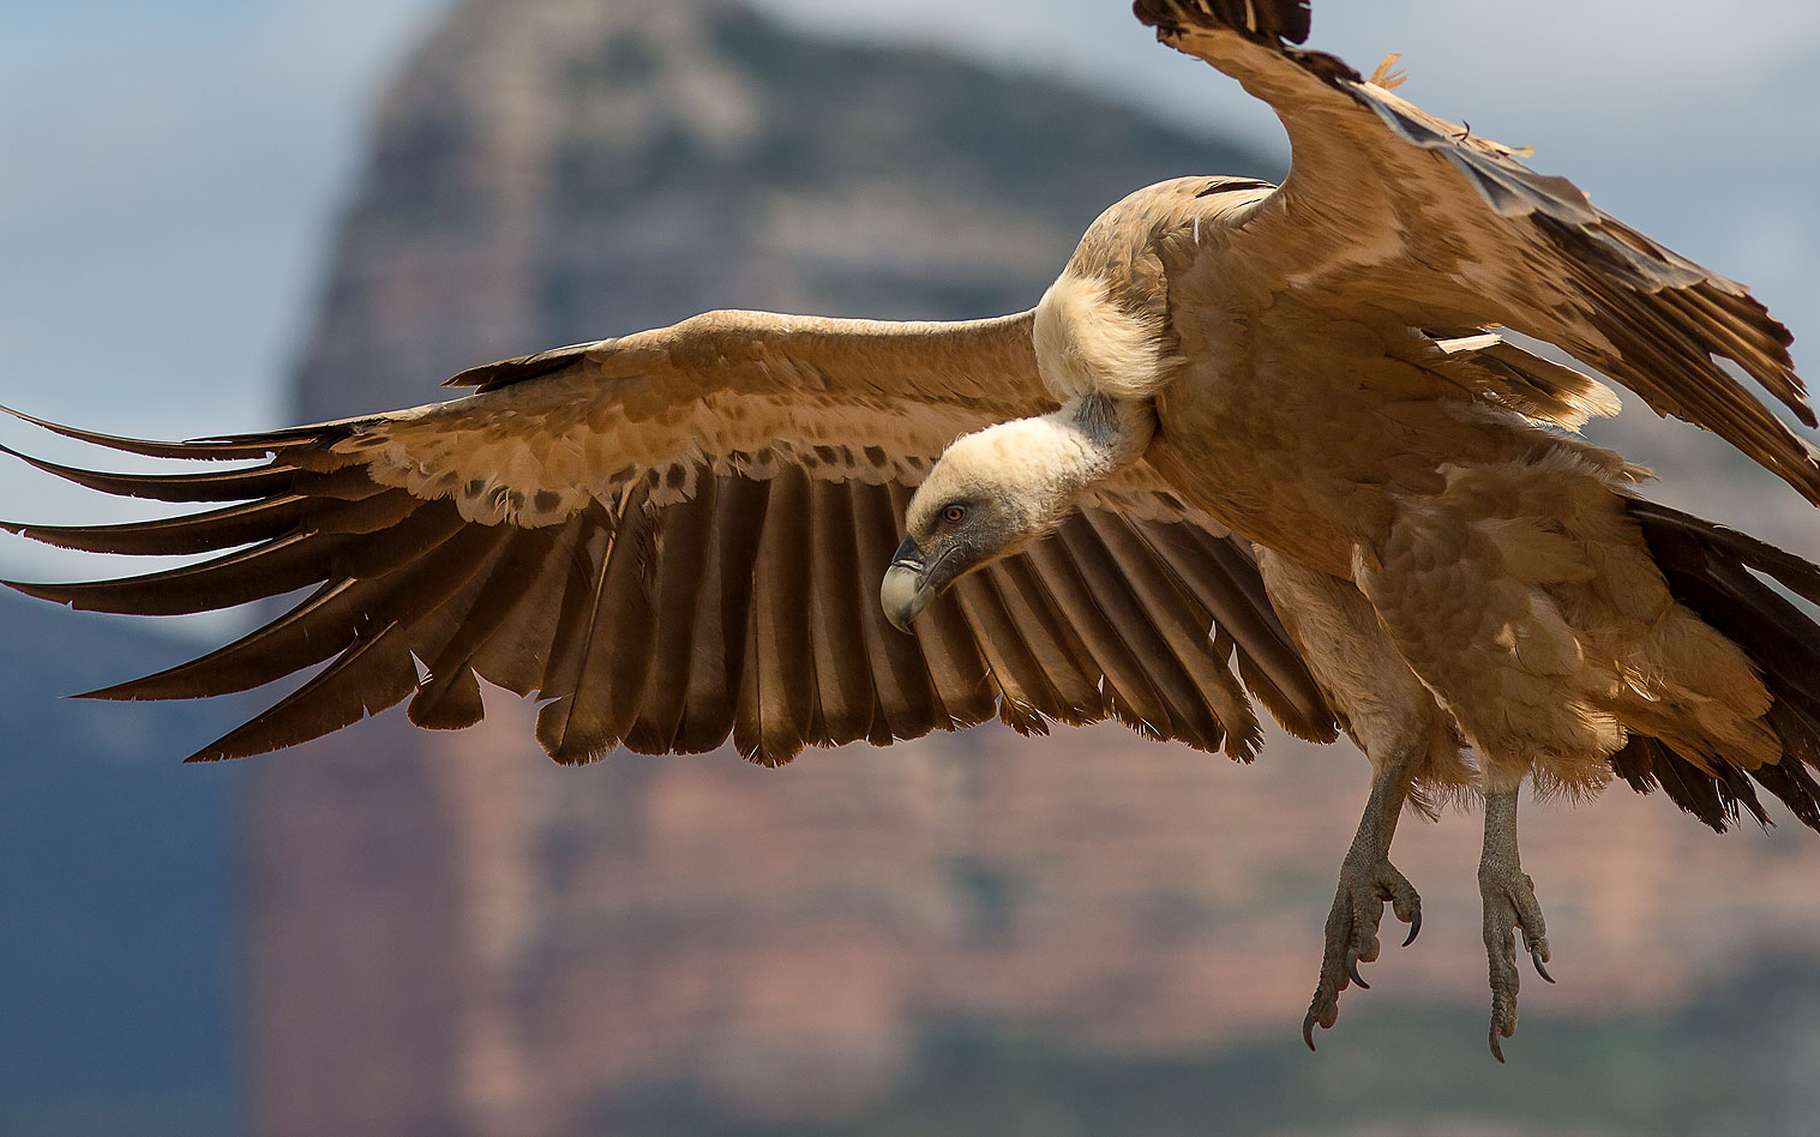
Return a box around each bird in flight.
[5,0,1816,1061]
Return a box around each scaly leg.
[1302,746,1423,1050]
[1480,788,1554,1062]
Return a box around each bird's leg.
[1302,746,1422,1050]
[1480,787,1553,1063]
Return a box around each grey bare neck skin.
[880,392,1156,631]
[1067,391,1156,473]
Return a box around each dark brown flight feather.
[4,324,1330,767]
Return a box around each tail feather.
[1608,734,1769,834]
[1623,499,1820,834]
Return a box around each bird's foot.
[1479,856,1552,1063]
[1302,848,1421,1050]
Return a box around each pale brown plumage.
[1132,0,1814,498]
[6,0,1819,1063]
[0,305,1334,767]
[1121,0,1820,1057]
[1118,0,1818,822]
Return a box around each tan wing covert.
[3,310,1334,765]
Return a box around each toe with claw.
[1303,852,1422,1051]
[1480,863,1552,1063]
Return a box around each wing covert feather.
[1134,0,1817,504]
[3,304,1333,763]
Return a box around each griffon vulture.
[5,0,1818,1061]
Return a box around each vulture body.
[6,0,1816,1061]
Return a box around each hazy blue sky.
[2,0,1816,588]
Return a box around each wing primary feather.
[1021,527,1173,735]
[537,483,657,764]
[848,480,940,746]
[623,473,719,754]
[467,517,591,698]
[1081,511,1258,758]
[1659,289,1805,416]
[1188,530,1278,622]
[318,499,468,579]
[0,404,327,460]
[0,446,299,503]
[408,525,564,729]
[1052,517,1215,749]
[597,489,664,752]
[534,506,617,754]
[1134,520,1335,740]
[675,475,772,754]
[384,526,520,728]
[80,523,472,701]
[77,580,364,701]
[985,556,1104,723]
[3,496,315,557]
[1234,649,1332,743]
[949,570,1057,737]
[6,530,350,616]
[803,478,876,748]
[735,466,816,765]
[182,522,511,761]
[184,627,423,762]
[14,467,417,555]
[4,471,409,559]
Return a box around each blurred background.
[3,1,1819,1134]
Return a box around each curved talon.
[1306,843,1421,1049]
[1531,949,1555,984]
[1489,1027,1506,1064]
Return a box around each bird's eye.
[941,504,968,525]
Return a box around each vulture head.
[882,393,1156,632]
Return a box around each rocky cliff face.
[291,0,1236,423]
[257,2,1820,1135]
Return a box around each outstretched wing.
[1133,0,1818,503]
[3,309,1335,766]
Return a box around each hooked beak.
[880,535,932,633]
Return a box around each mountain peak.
[381,0,768,160]
[293,0,1264,421]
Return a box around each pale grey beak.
[880,535,930,633]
